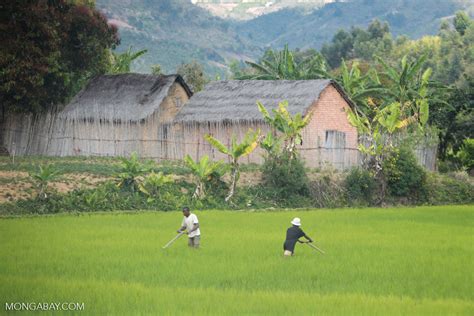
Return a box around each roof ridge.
[174,79,335,124]
[59,74,188,122]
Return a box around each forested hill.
[237,0,466,49]
[97,0,471,75]
[96,0,261,75]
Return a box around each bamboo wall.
[0,113,438,170]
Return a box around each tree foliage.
[108,46,147,74]
[151,64,163,75]
[0,0,119,114]
[239,45,330,80]
[336,60,385,111]
[177,60,209,92]
[346,55,431,203]
[321,19,392,68]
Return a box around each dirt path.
[0,172,110,202]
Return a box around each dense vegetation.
[0,153,471,215]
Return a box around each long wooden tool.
[306,242,325,254]
[162,232,185,249]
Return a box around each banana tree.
[259,131,281,158]
[108,46,148,74]
[138,171,173,203]
[204,130,259,202]
[116,152,152,192]
[257,101,312,159]
[336,60,386,112]
[346,93,429,203]
[184,155,228,200]
[375,54,434,117]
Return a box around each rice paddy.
[0,205,473,315]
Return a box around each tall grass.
[0,206,473,314]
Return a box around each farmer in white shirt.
[177,206,201,248]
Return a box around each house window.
[175,97,182,108]
[324,130,346,149]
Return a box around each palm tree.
[257,101,312,158]
[239,45,331,80]
[184,155,228,199]
[204,130,259,202]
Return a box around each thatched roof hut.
[174,79,353,124]
[1,73,193,158]
[61,74,192,122]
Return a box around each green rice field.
[1,205,473,315]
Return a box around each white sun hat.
[291,217,301,226]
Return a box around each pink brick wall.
[299,85,359,168]
[302,85,358,149]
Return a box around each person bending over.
[283,217,312,256]
[177,207,201,248]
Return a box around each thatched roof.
[60,74,192,122]
[174,79,352,124]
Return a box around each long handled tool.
[162,231,185,249]
[305,242,325,254]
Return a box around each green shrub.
[439,139,474,173]
[383,148,427,203]
[309,169,346,208]
[184,155,228,200]
[29,164,60,200]
[438,159,461,173]
[426,172,474,205]
[457,138,474,173]
[115,152,153,192]
[344,168,377,206]
[138,171,174,204]
[261,153,309,200]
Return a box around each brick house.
[170,79,359,169]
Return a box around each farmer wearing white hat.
[283,217,313,256]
